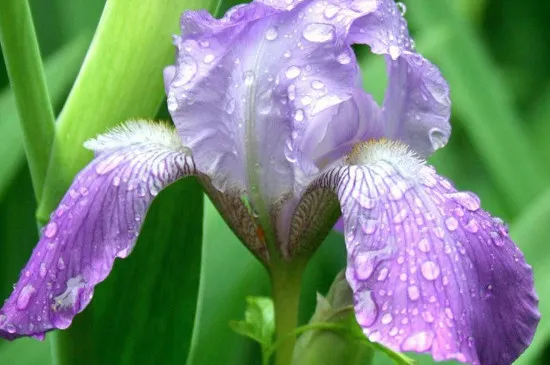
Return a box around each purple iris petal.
[0,122,194,339]
[165,0,382,199]
[312,140,539,364]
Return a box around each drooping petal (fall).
[0,121,195,339]
[308,140,539,364]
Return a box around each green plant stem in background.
[0,0,56,202]
[36,0,223,224]
[270,263,305,365]
[407,0,549,213]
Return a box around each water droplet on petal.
[389,45,401,60]
[422,311,434,323]
[401,331,434,352]
[407,285,420,300]
[323,4,340,19]
[258,90,274,115]
[203,54,215,64]
[377,267,389,281]
[294,109,305,122]
[265,27,278,41]
[225,98,236,115]
[393,208,408,224]
[311,80,324,90]
[337,49,352,64]
[243,71,256,85]
[429,128,447,150]
[445,217,458,231]
[173,56,198,86]
[285,66,301,79]
[40,263,47,278]
[6,323,16,334]
[446,192,480,211]
[16,284,36,310]
[354,252,375,280]
[418,238,430,253]
[397,2,407,15]
[360,217,378,235]
[57,257,66,270]
[302,23,335,43]
[421,261,440,280]
[464,219,479,233]
[44,222,57,238]
[381,313,393,324]
[355,291,378,327]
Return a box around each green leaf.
[230,296,276,349]
[0,34,89,199]
[52,178,204,365]
[0,0,57,201]
[0,337,52,365]
[405,0,549,213]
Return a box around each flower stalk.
[0,0,56,202]
[270,262,305,365]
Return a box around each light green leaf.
[230,296,276,348]
[406,0,549,213]
[51,178,205,365]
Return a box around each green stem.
[0,0,56,202]
[270,263,304,365]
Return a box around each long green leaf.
[50,178,204,365]
[406,0,549,213]
[0,34,89,200]
[0,0,56,201]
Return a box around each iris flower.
[0,0,538,364]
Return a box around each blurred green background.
[0,0,549,364]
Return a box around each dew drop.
[388,45,401,60]
[417,238,430,253]
[389,185,403,200]
[203,54,215,64]
[401,331,434,352]
[428,128,448,150]
[311,80,324,90]
[445,307,454,319]
[336,49,352,64]
[464,219,479,233]
[173,56,198,86]
[225,98,236,115]
[40,263,47,278]
[265,27,278,41]
[258,90,274,115]
[445,217,459,231]
[6,323,16,334]
[16,284,36,310]
[422,311,434,323]
[377,267,389,281]
[446,192,480,211]
[112,176,121,186]
[57,257,66,270]
[421,261,440,280]
[285,66,301,79]
[302,23,335,43]
[355,291,378,327]
[354,252,375,280]
[393,208,408,224]
[44,222,58,238]
[243,71,256,85]
[396,2,407,15]
[360,217,378,235]
[283,50,291,58]
[407,285,420,300]
[381,313,393,324]
[294,109,305,122]
[323,4,340,19]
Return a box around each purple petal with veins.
[310,140,539,364]
[0,122,195,340]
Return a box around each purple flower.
[0,0,538,364]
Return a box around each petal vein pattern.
[310,143,539,364]
[0,121,195,339]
